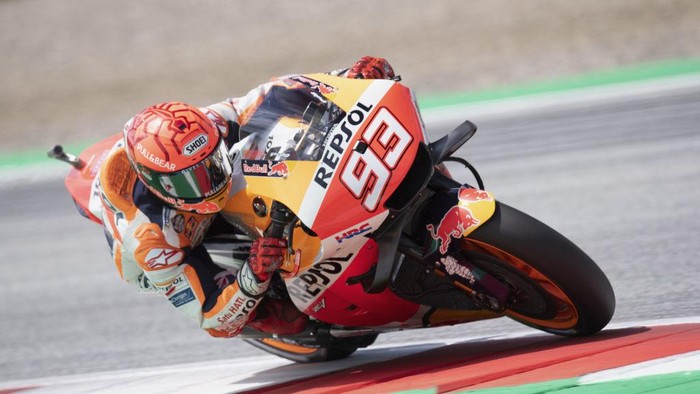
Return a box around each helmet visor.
[145,141,232,201]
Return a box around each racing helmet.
[123,102,232,214]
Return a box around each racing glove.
[247,237,287,282]
[346,56,395,80]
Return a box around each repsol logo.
[184,134,209,156]
[155,276,184,295]
[313,102,374,189]
[287,254,353,303]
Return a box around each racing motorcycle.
[50,73,615,362]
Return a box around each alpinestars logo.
[145,248,183,269]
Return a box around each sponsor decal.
[135,142,176,171]
[297,82,393,227]
[312,298,327,313]
[335,223,372,243]
[313,101,374,189]
[178,200,221,215]
[426,205,479,255]
[241,160,289,178]
[268,161,289,177]
[439,255,476,284]
[287,254,353,303]
[242,160,269,175]
[217,297,258,325]
[145,248,183,269]
[155,276,185,295]
[169,288,196,307]
[183,133,209,156]
[426,187,493,254]
[172,214,185,233]
[458,187,494,203]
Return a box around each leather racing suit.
[92,57,395,338]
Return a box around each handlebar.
[266,201,294,239]
[266,201,300,276]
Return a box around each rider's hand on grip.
[248,237,287,282]
[346,56,395,80]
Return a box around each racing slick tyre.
[464,201,615,336]
[244,333,378,363]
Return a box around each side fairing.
[287,235,419,327]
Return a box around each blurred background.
[1,0,700,383]
[2,0,699,153]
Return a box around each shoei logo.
[183,134,209,156]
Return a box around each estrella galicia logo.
[169,288,196,307]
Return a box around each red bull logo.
[427,205,480,254]
[178,200,222,214]
[427,187,493,254]
[458,187,493,203]
[268,161,289,177]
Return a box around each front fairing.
[222,75,432,325]
[226,75,427,242]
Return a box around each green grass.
[417,57,700,109]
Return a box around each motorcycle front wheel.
[463,201,615,336]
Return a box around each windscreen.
[238,85,346,162]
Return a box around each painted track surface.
[244,320,700,393]
[1,76,699,389]
[1,319,698,393]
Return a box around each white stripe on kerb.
[579,350,700,384]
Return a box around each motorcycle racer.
[93,57,395,338]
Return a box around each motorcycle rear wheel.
[464,202,615,336]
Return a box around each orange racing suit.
[92,58,394,338]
